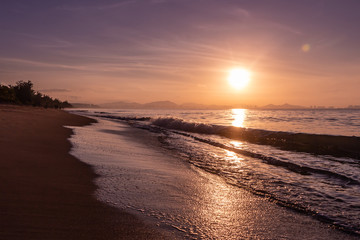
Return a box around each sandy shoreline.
[0,105,164,239]
[69,115,359,239]
[2,105,358,239]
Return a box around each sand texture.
[0,105,164,240]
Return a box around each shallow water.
[69,119,357,239]
[68,108,360,236]
[89,108,360,136]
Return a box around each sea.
[67,108,360,239]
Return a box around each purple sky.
[1,0,360,106]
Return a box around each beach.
[68,110,359,239]
[1,0,359,238]
[1,105,358,239]
[0,105,165,239]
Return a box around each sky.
[1,0,360,107]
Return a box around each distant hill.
[69,101,360,110]
[143,101,179,109]
[260,103,308,110]
[96,101,231,110]
[180,102,231,110]
[99,101,142,109]
[71,103,100,108]
[348,105,360,109]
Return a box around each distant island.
[0,81,72,109]
[72,101,232,110]
[260,104,360,110]
[70,101,360,110]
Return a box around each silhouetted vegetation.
[0,81,72,109]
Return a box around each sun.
[228,68,251,90]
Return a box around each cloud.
[58,0,137,11]
[34,39,73,49]
[265,21,303,36]
[230,7,251,18]
[0,57,88,71]
[97,0,137,10]
[40,88,70,93]
[150,0,178,4]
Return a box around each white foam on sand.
[69,118,357,239]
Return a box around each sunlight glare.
[224,150,244,166]
[231,109,246,127]
[228,68,251,90]
[230,140,243,149]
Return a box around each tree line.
[0,81,72,109]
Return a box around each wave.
[152,117,360,160]
[82,113,360,235]
[155,128,360,234]
[152,117,224,134]
[94,114,151,121]
[171,130,360,186]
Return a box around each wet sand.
[0,105,165,239]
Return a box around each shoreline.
[69,115,359,239]
[0,105,165,239]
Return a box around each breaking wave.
[152,117,360,160]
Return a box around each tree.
[13,81,34,104]
[0,80,72,108]
[61,101,72,108]
[0,84,16,103]
[32,92,43,106]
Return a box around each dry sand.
[0,105,165,240]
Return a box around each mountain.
[347,105,360,109]
[99,101,142,109]
[143,101,179,109]
[97,101,231,110]
[71,103,100,108]
[180,102,231,110]
[260,103,308,110]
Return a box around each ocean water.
[68,108,360,237]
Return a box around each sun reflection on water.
[231,109,247,128]
[224,150,244,165]
[230,140,243,149]
[223,150,245,172]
